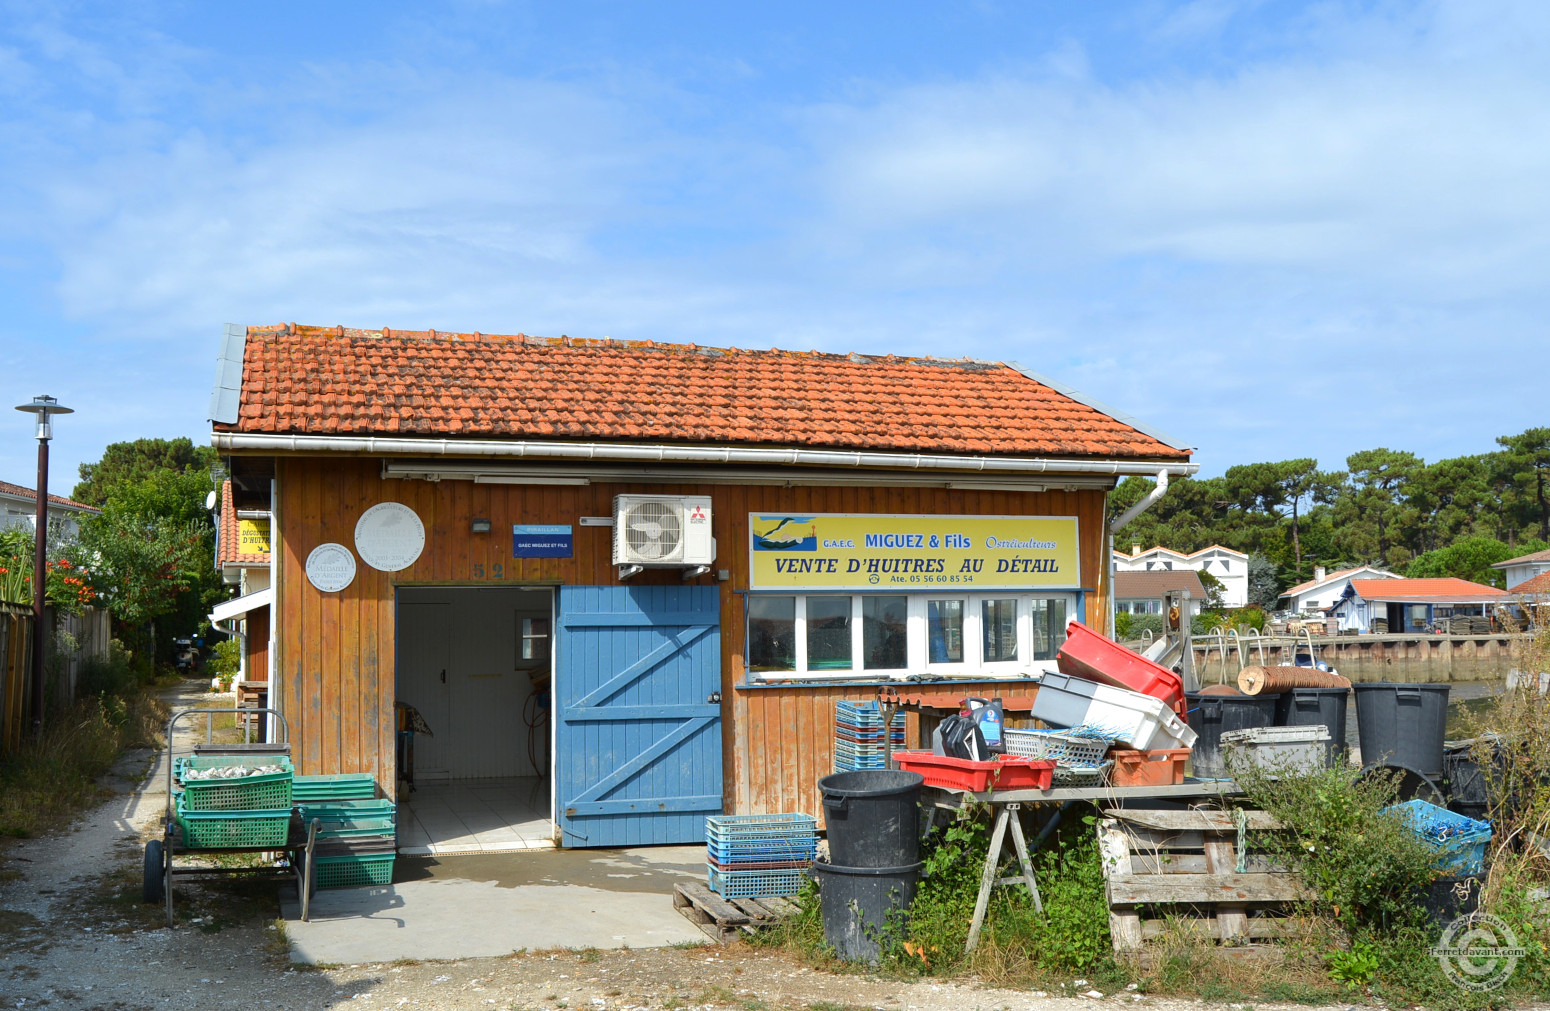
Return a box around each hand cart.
[142,707,320,926]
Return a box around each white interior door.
[398,601,453,778]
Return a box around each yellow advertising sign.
[749,513,1080,590]
[237,518,272,556]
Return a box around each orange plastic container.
[1108,748,1190,787]
[891,752,1055,792]
[1056,619,1186,716]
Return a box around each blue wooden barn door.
[555,585,723,847]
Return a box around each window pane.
[1030,598,1068,661]
[748,596,796,672]
[927,600,964,664]
[982,598,1019,663]
[862,595,908,670]
[806,596,853,671]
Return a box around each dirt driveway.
[0,686,1348,1011]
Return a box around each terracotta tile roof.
[1512,570,1550,595]
[1280,566,1399,598]
[1494,548,1550,567]
[0,480,98,512]
[217,481,270,567]
[1349,578,1506,602]
[220,324,1191,461]
[1114,570,1206,599]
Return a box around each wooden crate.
[1098,807,1309,954]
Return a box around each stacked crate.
[704,813,817,899]
[173,755,294,849]
[833,700,905,771]
[293,774,396,889]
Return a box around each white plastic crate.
[1032,673,1197,751]
[1221,725,1329,776]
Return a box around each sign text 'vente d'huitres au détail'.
[749,514,1080,590]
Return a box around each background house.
[1114,569,1205,618]
[1329,577,1508,633]
[0,480,98,540]
[1492,548,1550,591]
[1113,544,1247,607]
[208,479,272,687]
[1277,565,1400,614]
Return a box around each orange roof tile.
[1512,570,1550,595]
[1349,578,1506,601]
[217,480,270,567]
[0,480,98,512]
[1280,566,1399,598]
[219,324,1191,461]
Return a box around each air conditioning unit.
[612,495,715,567]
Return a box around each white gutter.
[1109,469,1171,534]
[211,432,1198,478]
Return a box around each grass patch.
[0,691,164,841]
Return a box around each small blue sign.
[513,524,573,559]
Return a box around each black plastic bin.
[812,859,922,963]
[1353,683,1449,776]
[1186,693,1278,778]
[818,769,923,868]
[1274,688,1350,768]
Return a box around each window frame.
[745,590,1078,682]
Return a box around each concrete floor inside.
[396,776,554,855]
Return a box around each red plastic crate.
[1109,748,1189,787]
[1057,619,1185,716]
[891,752,1055,792]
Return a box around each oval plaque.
[354,502,426,572]
[305,542,357,593]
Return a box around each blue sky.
[2,0,1547,492]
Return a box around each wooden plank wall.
[0,604,31,756]
[273,456,1110,808]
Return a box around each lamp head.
[14,395,73,441]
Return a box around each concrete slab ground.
[280,844,710,963]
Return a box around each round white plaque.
[354,502,426,572]
[305,542,357,593]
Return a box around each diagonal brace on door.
[571,624,714,709]
[565,716,715,807]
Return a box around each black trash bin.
[1275,687,1350,768]
[818,769,923,868]
[1353,683,1449,776]
[1187,693,1278,778]
[812,859,922,963]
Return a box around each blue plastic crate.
[707,837,818,865]
[706,813,816,838]
[706,863,808,899]
[834,701,906,727]
[1385,799,1492,875]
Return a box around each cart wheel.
[143,840,166,903]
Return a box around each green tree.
[1496,427,1550,543]
[1246,552,1281,608]
[1407,535,1550,587]
[1340,449,1422,566]
[72,437,215,507]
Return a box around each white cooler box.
[1031,672,1197,751]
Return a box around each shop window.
[805,595,853,671]
[862,595,908,670]
[927,599,964,663]
[981,598,1019,663]
[518,615,550,666]
[746,591,1077,681]
[748,596,796,672]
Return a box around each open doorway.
[395,586,554,854]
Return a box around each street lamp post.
[14,395,72,736]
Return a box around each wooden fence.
[0,603,112,756]
[0,602,34,755]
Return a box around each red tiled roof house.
[208,323,1195,849]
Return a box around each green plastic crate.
[176,755,294,812]
[292,773,377,801]
[296,799,396,824]
[315,817,397,841]
[313,852,396,889]
[175,797,291,849]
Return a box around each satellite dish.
[205,490,218,512]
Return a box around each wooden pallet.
[673,881,801,943]
[1098,807,1310,956]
